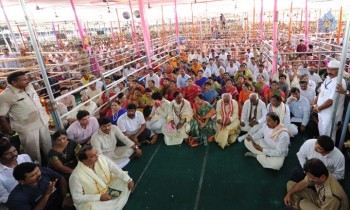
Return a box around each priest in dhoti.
[91,117,142,168]
[244,112,290,170]
[146,92,170,144]
[238,93,267,142]
[69,145,134,210]
[162,91,193,145]
[215,93,240,149]
[267,95,298,136]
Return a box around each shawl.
[270,123,289,141]
[269,103,286,123]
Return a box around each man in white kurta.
[297,136,345,180]
[146,93,170,140]
[313,60,346,142]
[91,117,142,169]
[244,112,290,170]
[238,93,267,142]
[267,95,298,136]
[69,146,134,210]
[162,92,193,145]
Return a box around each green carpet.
[123,134,350,210]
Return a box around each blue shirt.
[176,74,191,89]
[287,95,310,126]
[7,167,62,210]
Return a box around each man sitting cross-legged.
[238,93,267,142]
[284,158,348,210]
[215,93,240,149]
[7,162,74,210]
[91,117,142,169]
[69,145,134,210]
[244,112,290,170]
[117,103,153,146]
[145,92,170,144]
[0,142,32,206]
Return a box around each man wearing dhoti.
[244,112,290,170]
[162,92,193,145]
[69,145,134,210]
[215,93,240,149]
[238,93,267,142]
[91,117,142,168]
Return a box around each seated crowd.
[0,43,349,210]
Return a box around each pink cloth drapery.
[69,0,86,49]
[137,0,152,66]
[110,21,117,44]
[259,0,263,42]
[305,0,309,48]
[272,0,278,76]
[174,0,180,51]
[115,8,124,46]
[52,22,60,49]
[129,0,140,56]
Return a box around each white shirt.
[0,154,32,203]
[251,124,290,157]
[188,53,199,62]
[296,86,316,105]
[199,56,209,64]
[117,111,145,135]
[297,139,345,180]
[203,67,212,78]
[123,67,136,77]
[226,65,238,77]
[79,101,98,116]
[308,73,323,85]
[241,99,267,124]
[253,70,270,83]
[219,52,228,61]
[247,62,259,74]
[145,74,160,88]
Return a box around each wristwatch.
[65,193,71,198]
[134,145,139,150]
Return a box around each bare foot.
[150,135,158,144]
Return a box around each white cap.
[328,60,340,69]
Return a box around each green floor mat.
[123,134,350,210]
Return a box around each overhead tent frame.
[19,0,64,129]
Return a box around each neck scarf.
[270,123,289,141]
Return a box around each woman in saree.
[238,82,253,116]
[234,75,245,93]
[188,94,216,147]
[222,79,238,99]
[129,87,143,110]
[194,70,208,88]
[201,81,218,107]
[165,80,182,101]
[215,93,240,149]
[263,80,285,104]
[234,64,253,82]
[117,92,130,109]
[162,92,193,145]
[48,130,81,179]
[106,100,127,125]
[183,78,202,107]
[253,75,270,98]
[147,80,159,93]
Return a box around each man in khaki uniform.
[284,158,348,210]
[0,71,51,164]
